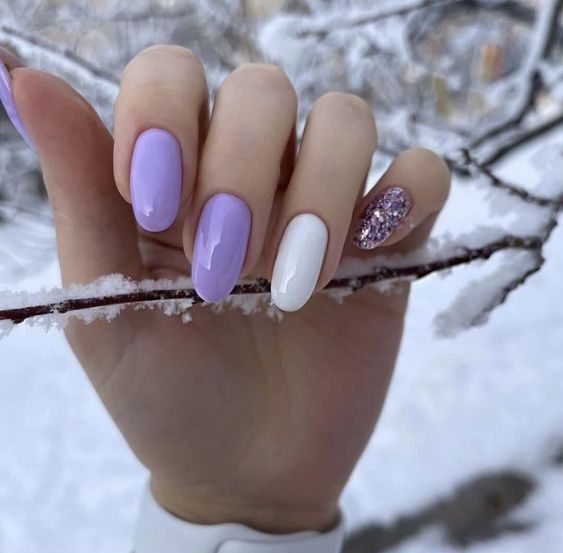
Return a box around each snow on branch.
[1,0,562,339]
[468,0,563,150]
[293,0,563,162]
[296,0,458,36]
[0,225,552,338]
[461,149,563,208]
[0,24,119,86]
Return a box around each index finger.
[113,45,208,243]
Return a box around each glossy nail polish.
[131,129,182,233]
[271,213,328,312]
[192,193,251,302]
[0,58,34,149]
[353,186,412,250]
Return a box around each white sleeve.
[133,485,345,553]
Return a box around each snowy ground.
[1,135,562,553]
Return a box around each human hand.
[2,46,449,534]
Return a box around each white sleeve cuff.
[133,485,345,553]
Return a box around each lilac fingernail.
[353,186,412,250]
[192,193,251,302]
[0,57,35,150]
[131,129,182,232]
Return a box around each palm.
[73,235,408,513]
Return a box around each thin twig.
[478,110,563,167]
[0,234,544,326]
[297,0,462,36]
[461,149,563,209]
[468,0,563,150]
[0,24,119,85]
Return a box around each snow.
[342,219,563,551]
[434,249,540,337]
[0,275,207,335]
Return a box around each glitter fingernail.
[353,186,412,250]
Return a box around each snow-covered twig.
[461,149,563,208]
[297,0,461,36]
[0,232,547,330]
[468,0,563,150]
[1,1,561,338]
[0,24,119,85]
[477,110,563,167]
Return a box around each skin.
[10,46,450,534]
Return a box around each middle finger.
[185,64,297,302]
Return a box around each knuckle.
[214,128,263,167]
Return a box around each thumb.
[2,54,144,286]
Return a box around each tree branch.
[467,0,563,150]
[297,0,461,36]
[0,24,119,85]
[477,110,563,167]
[461,149,563,209]
[0,233,545,327]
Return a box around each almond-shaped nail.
[353,186,412,250]
[192,193,251,303]
[271,213,328,312]
[0,55,34,150]
[131,129,182,232]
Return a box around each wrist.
[135,483,345,553]
[150,477,340,535]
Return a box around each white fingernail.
[271,213,328,312]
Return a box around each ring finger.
[267,92,378,312]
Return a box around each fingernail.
[0,57,35,150]
[192,193,251,302]
[353,186,412,250]
[271,213,328,312]
[131,129,182,232]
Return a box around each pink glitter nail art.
[353,187,412,250]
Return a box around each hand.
[7,46,450,533]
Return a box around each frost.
[0,275,198,336]
[434,250,541,337]
[0,274,135,310]
[530,143,563,199]
[218,290,269,317]
[0,319,14,338]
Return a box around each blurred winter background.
[1,0,563,551]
